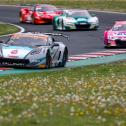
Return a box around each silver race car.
[0,32,68,68]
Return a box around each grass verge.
[0,61,126,126]
[0,23,20,36]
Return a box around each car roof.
[12,32,49,39]
[64,9,88,12]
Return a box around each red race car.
[19,4,63,24]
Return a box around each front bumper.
[64,23,96,30]
[75,24,91,29]
[115,39,126,47]
[106,39,126,47]
[0,58,48,69]
[34,16,53,24]
[0,58,30,67]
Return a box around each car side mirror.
[53,43,59,46]
[52,38,55,42]
[51,43,59,48]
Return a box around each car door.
[58,16,65,29]
[48,37,60,61]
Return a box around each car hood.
[64,16,89,24]
[108,31,126,40]
[73,16,88,22]
[1,45,33,59]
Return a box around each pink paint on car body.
[104,21,126,47]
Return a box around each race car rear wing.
[44,33,69,40]
[20,4,34,7]
[23,32,69,41]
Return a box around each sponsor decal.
[114,32,126,36]
[8,50,19,58]
[11,50,18,54]
[8,55,18,58]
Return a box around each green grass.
[0,61,126,126]
[1,0,126,12]
[0,23,19,36]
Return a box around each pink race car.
[104,21,126,48]
[19,4,63,24]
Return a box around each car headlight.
[88,17,98,24]
[30,48,42,55]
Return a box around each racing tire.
[31,16,36,25]
[93,26,99,30]
[104,43,111,49]
[32,18,35,24]
[46,51,52,68]
[53,20,57,30]
[104,46,110,49]
[58,47,68,67]
[19,13,23,23]
[61,20,65,31]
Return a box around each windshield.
[65,10,91,17]
[8,35,48,46]
[112,24,126,31]
[35,5,57,12]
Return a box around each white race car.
[0,32,68,68]
[53,9,99,30]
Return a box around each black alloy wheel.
[46,51,52,68]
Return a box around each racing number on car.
[11,50,18,54]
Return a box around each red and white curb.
[68,49,126,62]
[0,68,12,71]
[1,49,126,71]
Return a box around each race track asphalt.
[1,6,126,75]
[0,6,126,55]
